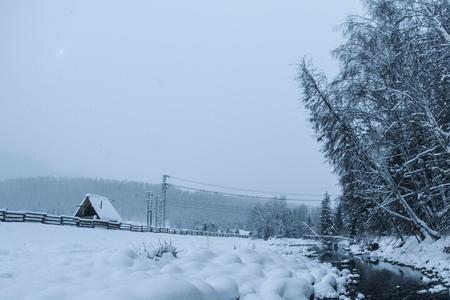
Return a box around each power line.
[169,176,337,197]
[154,175,338,222]
[168,184,330,202]
[167,199,287,211]
[167,204,283,214]
[167,202,253,213]
[166,200,297,213]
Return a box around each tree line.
[246,198,320,239]
[0,176,253,231]
[0,176,325,237]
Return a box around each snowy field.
[0,223,346,300]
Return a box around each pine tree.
[320,192,335,236]
[306,215,313,227]
[334,199,343,235]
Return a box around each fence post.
[0,209,249,239]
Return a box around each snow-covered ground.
[357,236,450,293]
[0,223,346,300]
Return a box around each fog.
[0,0,362,195]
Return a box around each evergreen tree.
[320,192,335,236]
[334,199,344,235]
[306,215,313,227]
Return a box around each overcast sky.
[0,0,362,195]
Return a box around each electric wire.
[168,176,338,197]
[166,201,297,214]
[166,199,294,213]
[168,184,331,202]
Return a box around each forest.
[298,0,450,242]
[0,176,247,230]
[0,176,320,234]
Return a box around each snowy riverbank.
[356,236,450,294]
[0,223,347,300]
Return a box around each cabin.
[74,193,122,222]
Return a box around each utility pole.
[153,195,161,227]
[154,195,159,227]
[161,175,169,227]
[145,191,153,229]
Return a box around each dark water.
[313,245,449,300]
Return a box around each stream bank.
[361,236,450,291]
[312,243,450,299]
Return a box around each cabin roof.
[76,193,122,222]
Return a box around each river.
[309,244,449,299]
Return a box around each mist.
[0,0,362,194]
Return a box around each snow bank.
[0,223,345,300]
[368,235,450,293]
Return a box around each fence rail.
[0,209,247,238]
[302,234,353,242]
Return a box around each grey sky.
[0,0,362,195]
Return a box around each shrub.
[136,240,180,260]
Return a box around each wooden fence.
[0,209,247,238]
[302,234,353,242]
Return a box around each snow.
[429,284,447,294]
[0,223,346,300]
[77,193,122,222]
[422,276,432,283]
[313,278,338,299]
[239,229,251,237]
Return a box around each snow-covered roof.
[78,193,122,222]
[238,230,250,236]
